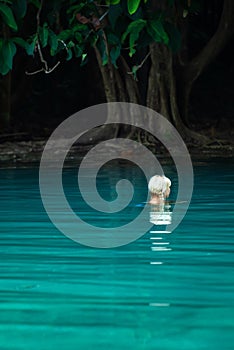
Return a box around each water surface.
[0,160,234,350]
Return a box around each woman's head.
[148,175,171,198]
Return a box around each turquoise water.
[0,161,234,350]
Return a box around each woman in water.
[148,175,171,205]
[148,175,172,227]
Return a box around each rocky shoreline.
[0,137,233,168]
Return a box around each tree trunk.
[0,72,12,131]
[181,0,234,125]
[92,0,234,146]
[0,22,11,131]
[146,43,209,144]
[94,44,141,139]
[95,39,209,145]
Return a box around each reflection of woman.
[149,204,172,226]
[148,175,171,205]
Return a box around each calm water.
[0,160,234,350]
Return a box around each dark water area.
[0,160,234,349]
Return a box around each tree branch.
[184,0,234,84]
[93,44,116,102]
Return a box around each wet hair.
[148,175,171,197]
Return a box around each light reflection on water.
[0,161,234,350]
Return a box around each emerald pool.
[0,160,234,350]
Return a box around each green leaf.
[12,37,29,49]
[110,45,121,67]
[28,0,40,9]
[108,4,122,29]
[147,20,169,44]
[107,32,121,67]
[131,65,138,80]
[48,29,58,53]
[122,19,146,57]
[67,40,75,49]
[0,59,10,75]
[58,29,72,42]
[66,48,73,61]
[0,3,18,30]
[105,0,121,5]
[26,36,37,55]
[107,32,120,46]
[74,44,83,57]
[0,39,9,75]
[12,0,27,19]
[164,22,181,52]
[67,3,86,14]
[72,24,87,32]
[39,23,49,48]
[127,0,141,15]
[0,39,17,71]
[74,31,82,42]
[97,35,108,65]
[80,53,88,66]
[183,9,188,18]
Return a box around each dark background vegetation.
[0,0,234,147]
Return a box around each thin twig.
[36,0,49,72]
[99,10,109,22]
[36,0,43,28]
[127,51,151,75]
[58,39,68,52]
[37,40,49,71]
[25,0,61,75]
[25,61,61,75]
[84,10,109,41]
[139,51,151,68]
[25,68,44,75]
[45,61,61,73]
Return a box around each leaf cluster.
[0,0,190,75]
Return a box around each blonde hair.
[148,175,171,197]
